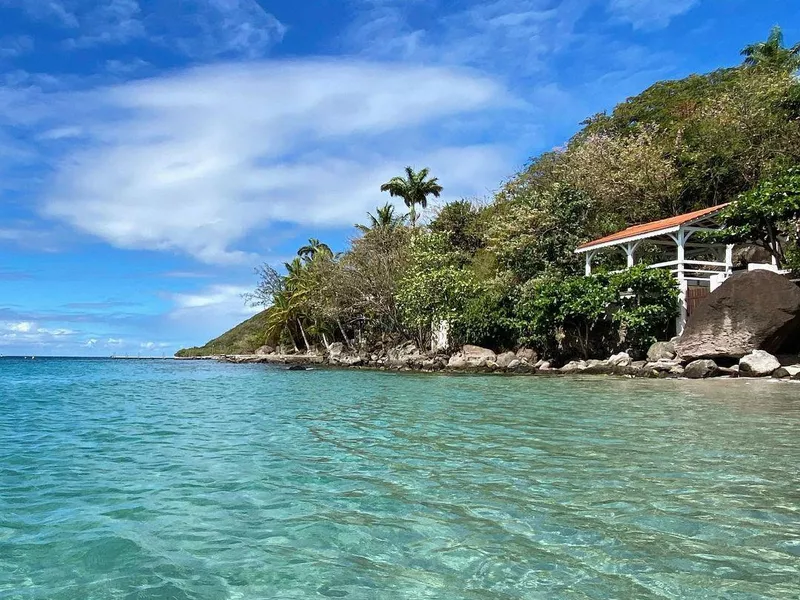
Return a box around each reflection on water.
[0,358,798,599]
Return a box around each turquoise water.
[1,358,799,599]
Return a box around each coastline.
[178,349,800,381]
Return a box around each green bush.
[514,266,678,359]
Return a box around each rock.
[287,365,310,371]
[584,359,613,375]
[506,359,521,371]
[496,351,517,369]
[538,361,553,371]
[732,244,773,268]
[516,348,537,362]
[608,352,632,367]
[669,364,685,377]
[684,359,719,379]
[328,342,345,358]
[447,355,468,369]
[645,359,681,373]
[560,360,587,374]
[739,350,781,377]
[462,345,497,363]
[255,345,275,356]
[647,341,676,362]
[386,342,421,367]
[677,270,800,361]
[718,365,739,378]
[773,364,800,379]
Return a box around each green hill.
[175,310,271,357]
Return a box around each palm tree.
[741,25,800,69]
[380,167,443,229]
[265,293,299,352]
[297,238,333,262]
[355,203,408,234]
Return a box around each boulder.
[506,359,521,371]
[255,345,275,356]
[584,359,613,375]
[773,364,800,379]
[516,348,537,362]
[645,359,682,373]
[647,341,676,362]
[447,355,468,369]
[560,360,587,374]
[608,352,632,367]
[684,359,719,379]
[328,342,345,358]
[677,270,800,361]
[386,342,422,367]
[496,351,517,369]
[462,345,497,363]
[739,350,781,377]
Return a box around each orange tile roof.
[576,204,729,251]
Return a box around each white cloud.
[0,0,80,27]
[3,0,285,57]
[167,283,261,340]
[33,60,513,262]
[85,338,98,347]
[347,0,590,74]
[68,0,145,47]
[607,0,699,30]
[8,321,33,332]
[106,337,123,346]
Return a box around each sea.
[1,357,798,599]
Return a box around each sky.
[1,0,799,356]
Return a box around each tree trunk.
[296,318,311,353]
[337,318,351,348]
[286,327,299,353]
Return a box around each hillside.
[175,310,271,357]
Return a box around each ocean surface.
[1,358,798,600]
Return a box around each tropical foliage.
[380,167,443,228]
[179,28,800,361]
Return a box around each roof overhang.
[575,204,729,254]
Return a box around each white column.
[585,251,593,276]
[725,244,734,276]
[625,243,635,268]
[676,229,688,335]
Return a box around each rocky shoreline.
[182,341,800,381]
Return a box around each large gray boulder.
[647,341,676,362]
[496,351,517,369]
[773,364,800,379]
[255,345,275,356]
[677,270,800,361]
[462,345,497,363]
[739,350,781,377]
[684,359,719,379]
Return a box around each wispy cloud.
[0,35,34,58]
[2,0,286,58]
[22,60,513,263]
[607,0,700,30]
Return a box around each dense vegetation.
[180,28,800,360]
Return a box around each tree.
[706,167,800,269]
[741,26,800,70]
[429,200,486,255]
[355,203,407,234]
[297,238,332,262]
[380,167,443,229]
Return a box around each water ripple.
[1,358,798,599]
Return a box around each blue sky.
[1,0,798,356]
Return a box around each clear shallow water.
[1,358,799,600]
